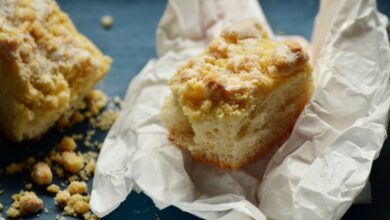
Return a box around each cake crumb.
[90,109,119,130]
[79,171,89,181]
[31,162,52,185]
[25,157,36,166]
[85,90,107,116]
[67,181,87,195]
[58,137,77,152]
[83,211,99,220]
[60,152,84,174]
[63,194,90,216]
[85,160,96,176]
[55,191,71,207]
[57,116,71,129]
[44,208,49,214]
[5,163,24,174]
[101,15,113,29]
[80,152,98,178]
[71,134,83,140]
[6,207,19,218]
[47,184,60,194]
[55,166,65,178]
[58,110,85,128]
[56,191,92,217]
[84,130,96,148]
[25,183,33,190]
[7,191,43,217]
[58,215,66,220]
[71,111,85,124]
[113,96,121,107]
[55,181,92,217]
[68,175,79,182]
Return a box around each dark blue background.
[0,0,389,219]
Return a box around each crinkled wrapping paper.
[90,0,390,219]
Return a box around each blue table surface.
[0,0,389,219]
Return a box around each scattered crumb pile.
[6,191,43,218]
[0,90,121,219]
[56,181,91,218]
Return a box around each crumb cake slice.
[0,0,111,142]
[161,19,313,170]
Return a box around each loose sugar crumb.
[47,184,60,194]
[25,183,33,190]
[83,211,99,220]
[86,90,108,116]
[67,181,87,195]
[60,152,84,174]
[31,162,52,185]
[90,109,119,130]
[5,163,24,175]
[101,15,113,29]
[70,111,85,124]
[58,137,77,152]
[55,191,71,207]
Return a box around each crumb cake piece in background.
[161,19,313,170]
[0,0,111,142]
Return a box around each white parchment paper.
[90,0,390,219]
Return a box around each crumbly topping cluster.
[169,19,310,119]
[55,181,91,217]
[6,191,44,218]
[0,90,121,219]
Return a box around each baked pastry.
[161,19,313,169]
[0,0,111,142]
